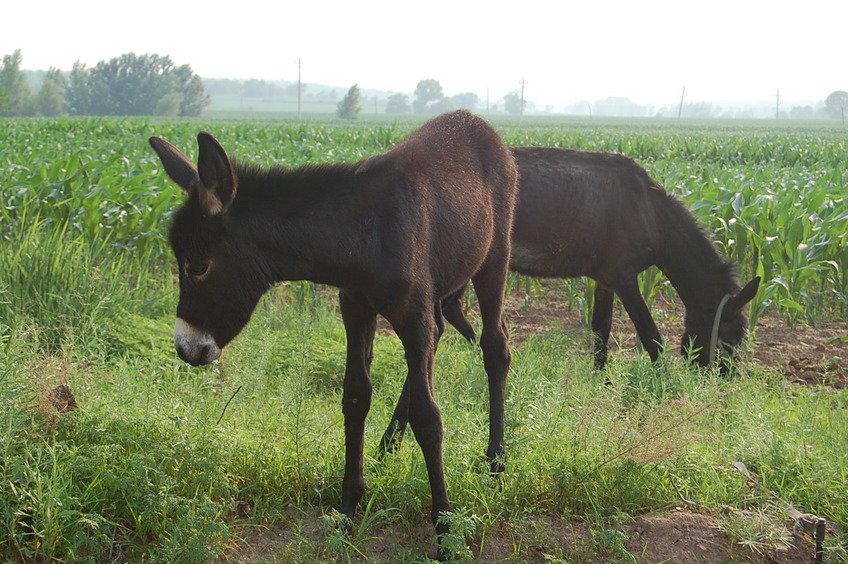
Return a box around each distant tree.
[413,79,444,113]
[202,78,242,96]
[35,68,65,116]
[824,90,848,120]
[66,53,208,116]
[450,92,478,111]
[171,64,209,116]
[66,61,95,115]
[385,93,411,114]
[591,96,654,117]
[242,78,278,98]
[0,49,34,116]
[427,97,456,114]
[503,91,525,116]
[675,101,715,119]
[337,84,361,119]
[789,105,818,120]
[155,91,183,116]
[286,82,306,98]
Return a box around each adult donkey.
[446,146,760,369]
[380,146,759,454]
[148,110,517,560]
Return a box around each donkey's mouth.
[174,318,222,365]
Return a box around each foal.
[148,110,517,559]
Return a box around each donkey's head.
[681,276,760,371]
[150,133,272,365]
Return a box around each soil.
[500,288,847,389]
[225,287,845,563]
[227,506,828,563]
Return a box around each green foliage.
[34,67,66,116]
[385,93,411,114]
[413,79,445,113]
[503,91,525,116]
[65,53,209,116]
[824,90,848,120]
[499,119,848,324]
[337,84,362,120]
[0,49,33,116]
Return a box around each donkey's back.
[361,110,517,300]
[509,146,664,281]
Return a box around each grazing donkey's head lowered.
[150,132,267,365]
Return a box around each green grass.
[2,293,846,562]
[1,115,846,562]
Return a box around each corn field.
[2,116,846,341]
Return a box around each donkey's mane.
[656,185,741,295]
[231,159,365,198]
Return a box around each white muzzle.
[174,317,221,365]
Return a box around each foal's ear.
[729,276,761,313]
[196,132,237,216]
[149,136,200,193]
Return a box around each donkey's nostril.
[199,342,221,364]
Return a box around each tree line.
[336,79,483,119]
[5,48,845,120]
[338,79,525,119]
[0,50,208,117]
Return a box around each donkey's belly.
[510,241,592,279]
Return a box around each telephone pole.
[296,58,302,119]
[775,89,780,119]
[518,78,527,117]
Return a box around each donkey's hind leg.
[591,282,615,369]
[471,262,512,475]
[377,300,447,458]
[441,285,476,343]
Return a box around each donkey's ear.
[729,276,761,313]
[149,136,200,193]
[196,132,237,216]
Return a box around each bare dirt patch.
[226,506,823,563]
[500,287,847,389]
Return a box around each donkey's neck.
[654,198,738,312]
[232,161,384,289]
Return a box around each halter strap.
[708,294,733,365]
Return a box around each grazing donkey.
[451,146,760,369]
[380,146,759,454]
[148,110,517,560]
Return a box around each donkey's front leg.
[338,290,377,522]
[614,277,664,362]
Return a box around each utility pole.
[296,57,302,119]
[518,78,527,117]
[677,86,686,119]
[775,89,780,119]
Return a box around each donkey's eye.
[187,261,210,277]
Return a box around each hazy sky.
[5,0,845,110]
